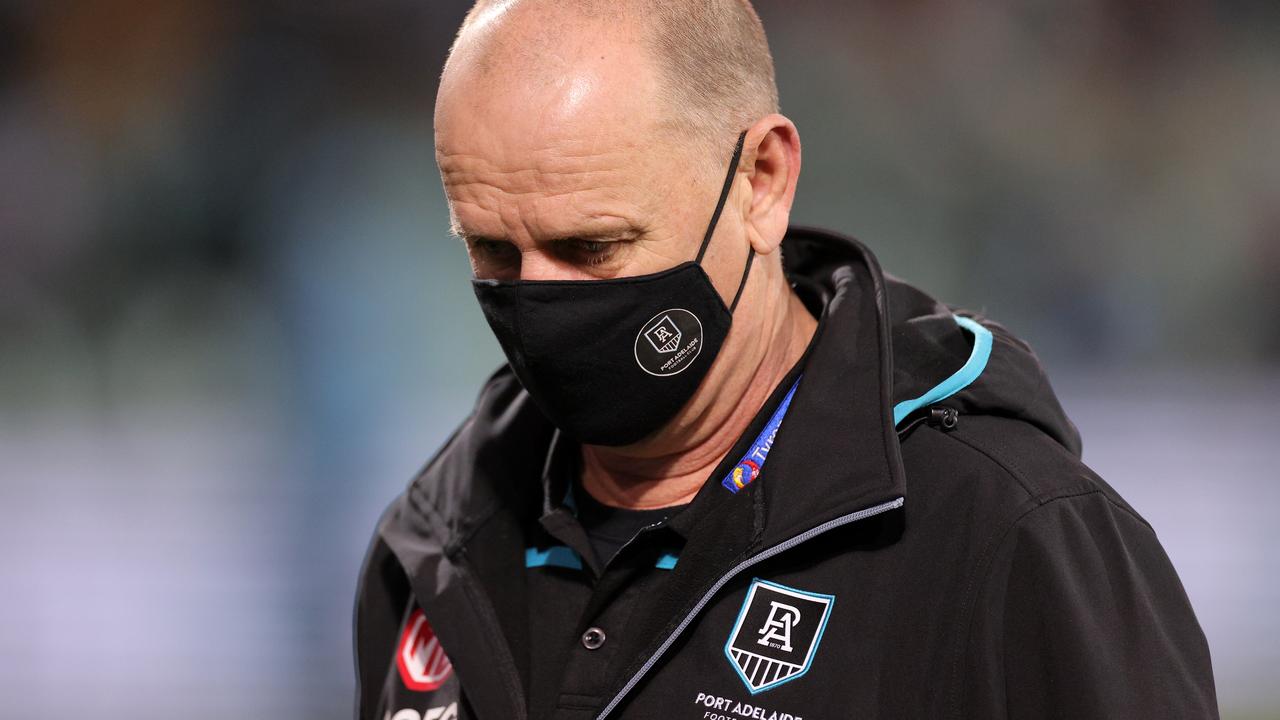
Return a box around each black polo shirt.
[523,350,808,720]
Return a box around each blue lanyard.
[720,376,801,493]
[527,378,801,574]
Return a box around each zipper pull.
[927,406,959,431]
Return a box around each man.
[354,1,1218,718]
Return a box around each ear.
[740,114,801,256]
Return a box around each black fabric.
[355,227,1219,720]
[572,483,688,569]
[470,133,751,446]
[964,471,1217,717]
[523,507,683,720]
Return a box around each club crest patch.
[724,578,834,694]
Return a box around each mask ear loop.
[728,246,755,313]
[694,131,748,265]
[695,131,755,313]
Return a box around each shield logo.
[644,314,683,353]
[723,578,835,694]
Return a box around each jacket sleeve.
[354,533,411,720]
[962,491,1219,719]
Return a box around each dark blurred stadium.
[1,1,1276,718]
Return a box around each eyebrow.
[451,226,642,245]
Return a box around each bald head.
[433,0,800,305]
[444,0,778,151]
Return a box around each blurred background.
[1,1,1276,718]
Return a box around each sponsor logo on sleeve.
[396,609,454,693]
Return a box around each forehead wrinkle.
[446,164,645,243]
[440,145,636,197]
[519,187,644,240]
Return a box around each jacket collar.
[757,226,908,544]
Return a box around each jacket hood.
[785,226,1082,457]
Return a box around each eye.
[565,238,617,266]
[469,238,518,264]
[473,239,501,255]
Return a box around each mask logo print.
[724,578,834,694]
[635,308,704,377]
[645,314,683,353]
[396,608,454,692]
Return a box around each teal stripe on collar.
[525,545,583,570]
[524,545,680,571]
[892,315,993,426]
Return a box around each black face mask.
[471,132,753,446]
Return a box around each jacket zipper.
[594,495,905,719]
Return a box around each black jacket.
[354,227,1218,719]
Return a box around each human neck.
[579,282,817,510]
